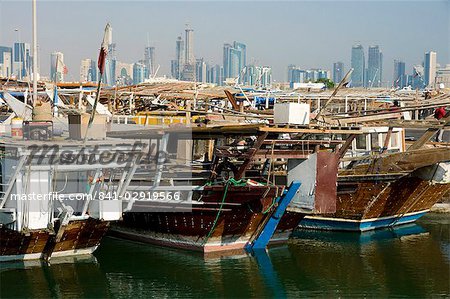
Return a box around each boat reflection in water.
[285,221,449,297]
[0,215,448,298]
[0,255,110,298]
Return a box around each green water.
[1,213,449,298]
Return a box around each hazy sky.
[0,0,448,83]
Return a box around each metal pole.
[32,0,38,105]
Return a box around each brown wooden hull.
[0,228,50,262]
[112,184,303,253]
[0,218,109,261]
[335,176,449,220]
[49,218,110,258]
[299,148,450,231]
[299,174,449,231]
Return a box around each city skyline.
[0,1,448,82]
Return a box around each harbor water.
[1,213,449,298]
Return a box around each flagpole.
[83,72,102,143]
[83,23,110,143]
[90,73,103,126]
[53,55,59,116]
[32,0,38,106]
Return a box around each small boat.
[298,126,450,231]
[107,124,340,254]
[0,137,142,261]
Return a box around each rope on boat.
[201,178,247,245]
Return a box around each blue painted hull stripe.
[299,211,428,231]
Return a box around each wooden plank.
[224,90,240,111]
[407,114,450,151]
[338,134,357,159]
[336,112,402,124]
[260,126,363,135]
[380,127,393,154]
[262,139,345,145]
[235,132,268,180]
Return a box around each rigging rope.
[201,178,247,245]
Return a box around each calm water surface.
[1,213,449,298]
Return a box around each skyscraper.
[184,25,194,64]
[80,58,98,82]
[393,60,406,88]
[89,59,97,82]
[80,58,92,82]
[195,58,207,83]
[133,62,146,85]
[424,51,437,88]
[411,65,425,89]
[233,41,246,74]
[210,64,223,86]
[223,43,232,79]
[144,46,155,78]
[173,36,184,79]
[351,45,365,87]
[244,65,272,88]
[367,45,383,87]
[223,41,246,81]
[260,66,272,89]
[287,65,296,83]
[13,42,31,80]
[108,43,117,60]
[104,42,117,86]
[333,62,344,83]
[181,25,196,81]
[0,46,13,77]
[50,51,64,82]
[171,60,178,79]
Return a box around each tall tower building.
[0,46,13,77]
[80,58,92,82]
[424,51,437,88]
[195,58,207,83]
[104,41,117,86]
[223,43,232,79]
[13,42,31,80]
[173,36,184,79]
[223,41,246,81]
[287,64,296,83]
[367,45,383,87]
[393,60,406,88]
[333,62,344,83]
[179,25,196,81]
[351,44,365,87]
[80,58,97,82]
[210,64,223,86]
[133,62,146,85]
[50,51,64,82]
[108,43,117,60]
[233,41,246,74]
[144,46,155,78]
[184,25,195,65]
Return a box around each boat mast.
[32,0,38,106]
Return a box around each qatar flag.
[97,23,112,75]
